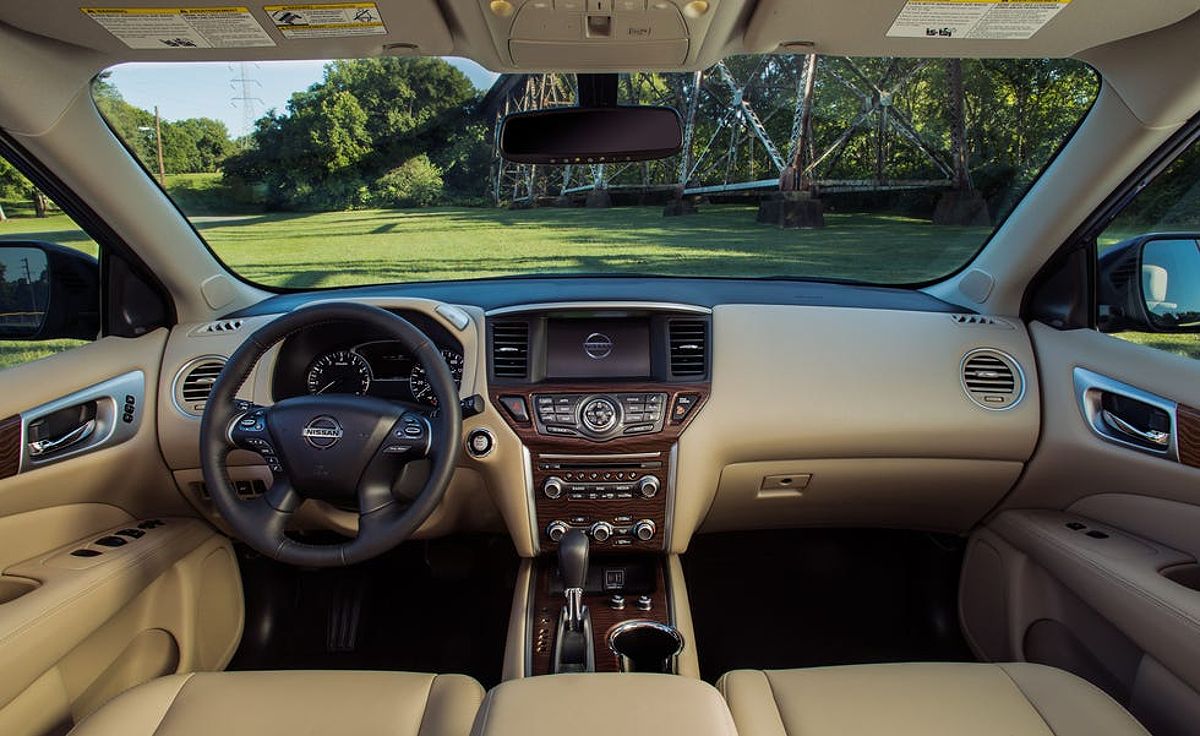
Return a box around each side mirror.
[0,241,99,341]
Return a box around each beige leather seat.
[719,662,1149,736]
[69,671,484,736]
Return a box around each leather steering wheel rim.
[199,302,462,567]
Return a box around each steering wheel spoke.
[261,477,302,513]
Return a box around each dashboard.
[270,309,464,407]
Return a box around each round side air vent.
[173,357,227,416]
[960,349,1025,411]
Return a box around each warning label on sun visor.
[886,0,1071,40]
[81,7,276,48]
[264,3,387,38]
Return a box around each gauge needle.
[316,380,337,394]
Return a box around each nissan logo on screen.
[583,332,614,360]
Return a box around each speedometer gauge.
[306,350,371,395]
[409,349,464,406]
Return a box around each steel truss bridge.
[481,55,973,206]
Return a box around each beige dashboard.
[157,299,1040,556]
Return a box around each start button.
[466,428,496,458]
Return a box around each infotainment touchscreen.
[545,318,651,379]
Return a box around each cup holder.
[607,620,684,674]
[0,576,40,605]
[1161,564,1200,592]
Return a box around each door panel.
[0,331,243,736]
[963,323,1200,736]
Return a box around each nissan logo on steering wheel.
[302,415,343,449]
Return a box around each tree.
[223,57,481,210]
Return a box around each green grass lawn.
[2,202,1198,366]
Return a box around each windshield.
[85,56,1096,288]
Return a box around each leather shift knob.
[559,528,590,590]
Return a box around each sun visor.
[744,0,1200,58]
[0,1,454,60]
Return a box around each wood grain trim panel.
[0,414,21,480]
[530,558,671,675]
[1177,403,1200,469]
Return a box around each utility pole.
[154,106,166,187]
[21,256,38,311]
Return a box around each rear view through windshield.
[6,56,1100,288]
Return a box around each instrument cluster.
[271,312,465,407]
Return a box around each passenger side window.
[0,158,101,371]
[1097,138,1200,360]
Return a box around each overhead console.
[480,0,722,70]
[487,304,710,553]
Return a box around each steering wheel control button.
[466,428,496,458]
[498,395,530,423]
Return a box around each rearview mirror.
[0,241,99,340]
[1099,233,1200,333]
[499,106,683,165]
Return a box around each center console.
[487,304,710,675]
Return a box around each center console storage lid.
[472,673,736,736]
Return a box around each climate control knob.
[590,521,614,542]
[543,476,565,499]
[633,519,657,541]
[638,475,660,499]
[546,521,569,542]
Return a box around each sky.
[105,58,499,137]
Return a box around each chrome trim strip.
[1073,367,1179,460]
[538,451,662,460]
[522,558,535,678]
[521,445,541,555]
[486,301,712,317]
[666,443,679,551]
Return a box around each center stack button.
[580,396,620,434]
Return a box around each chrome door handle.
[28,419,96,457]
[1101,410,1170,448]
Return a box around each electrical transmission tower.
[230,62,264,137]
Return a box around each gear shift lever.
[559,529,589,631]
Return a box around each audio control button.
[543,476,565,499]
[633,519,657,541]
[638,475,660,498]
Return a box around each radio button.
[543,476,565,499]
[623,423,654,435]
[638,476,660,498]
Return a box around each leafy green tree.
[372,155,444,207]
[223,57,481,210]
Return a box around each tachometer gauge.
[306,350,372,395]
[409,349,465,406]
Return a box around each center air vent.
[669,319,708,378]
[491,321,530,379]
[174,357,227,416]
[960,349,1024,410]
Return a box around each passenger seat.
[718,662,1148,736]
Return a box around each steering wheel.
[199,302,462,567]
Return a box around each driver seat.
[68,671,484,736]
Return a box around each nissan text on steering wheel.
[199,302,462,567]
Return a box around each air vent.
[173,357,226,415]
[960,349,1024,410]
[492,321,530,378]
[195,319,244,335]
[669,319,708,377]
[951,314,1011,328]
